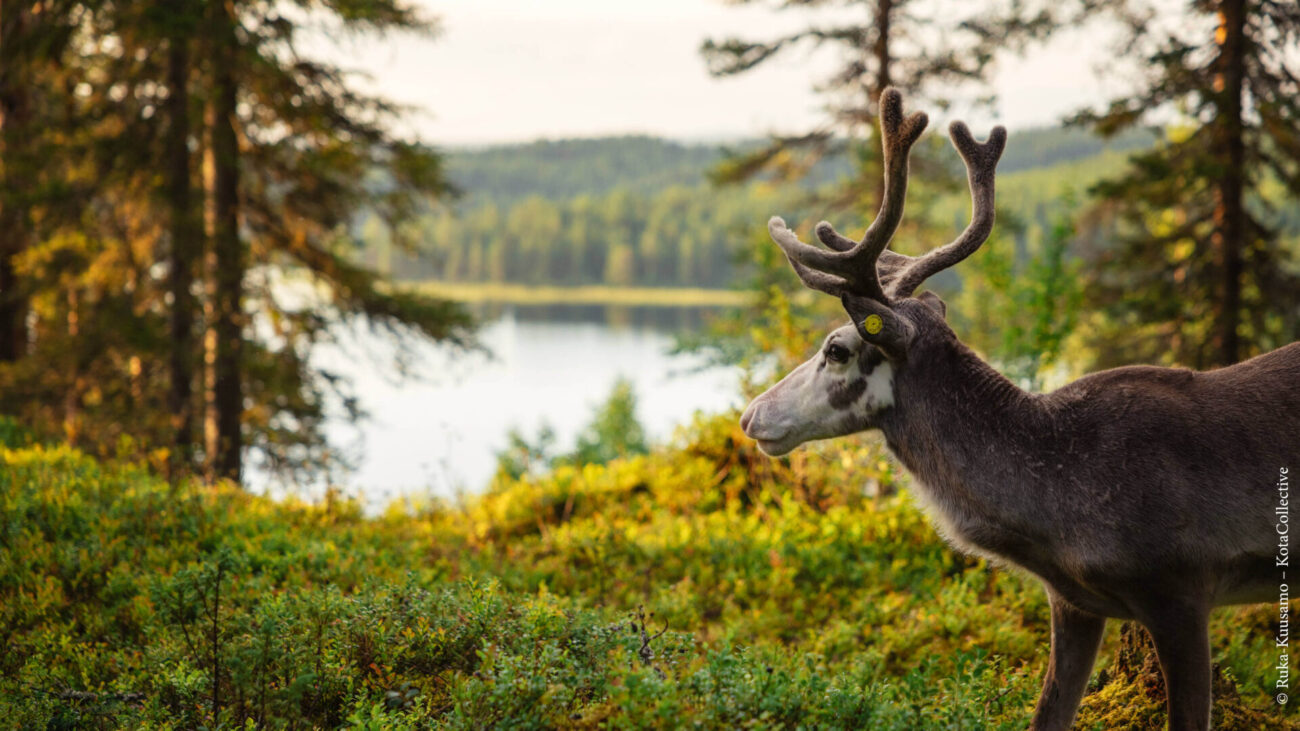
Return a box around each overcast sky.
[309,0,1137,147]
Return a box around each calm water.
[296,305,743,508]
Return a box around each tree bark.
[167,26,199,477]
[1212,0,1247,367]
[868,0,894,214]
[0,1,33,362]
[871,0,893,101]
[207,0,243,482]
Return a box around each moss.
[1075,623,1300,731]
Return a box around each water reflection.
[263,303,742,511]
[461,301,721,331]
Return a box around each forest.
[361,127,1157,290]
[2,0,1300,729]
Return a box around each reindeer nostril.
[740,404,756,434]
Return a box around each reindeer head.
[740,89,1005,456]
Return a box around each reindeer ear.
[916,291,947,319]
[841,295,914,360]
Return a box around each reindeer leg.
[1029,593,1105,731]
[1145,603,1212,731]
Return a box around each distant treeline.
[444,137,732,205]
[358,127,1156,290]
[363,184,792,289]
[441,126,1155,205]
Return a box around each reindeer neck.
[876,338,1053,548]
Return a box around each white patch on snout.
[741,344,896,456]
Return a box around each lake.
[286,303,744,509]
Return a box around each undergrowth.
[1,414,1294,728]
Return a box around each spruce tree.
[224,0,470,483]
[0,0,472,485]
[1077,0,1300,368]
[701,0,1064,216]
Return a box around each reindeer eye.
[825,344,850,364]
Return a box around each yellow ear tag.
[863,314,884,335]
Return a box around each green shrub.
[1,416,1294,728]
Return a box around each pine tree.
[694,0,1071,375]
[0,0,472,485]
[1077,0,1300,368]
[200,0,470,484]
[700,0,1063,215]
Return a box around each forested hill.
[441,126,1155,205]
[445,137,725,205]
[359,125,1154,290]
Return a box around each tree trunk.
[167,26,199,478]
[207,0,242,483]
[871,0,892,101]
[0,240,23,362]
[868,0,894,215]
[0,1,33,362]
[1212,0,1247,367]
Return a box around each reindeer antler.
[769,88,1006,305]
[767,88,928,302]
[885,121,1006,298]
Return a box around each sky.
[307,0,1135,147]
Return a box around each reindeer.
[740,88,1300,731]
